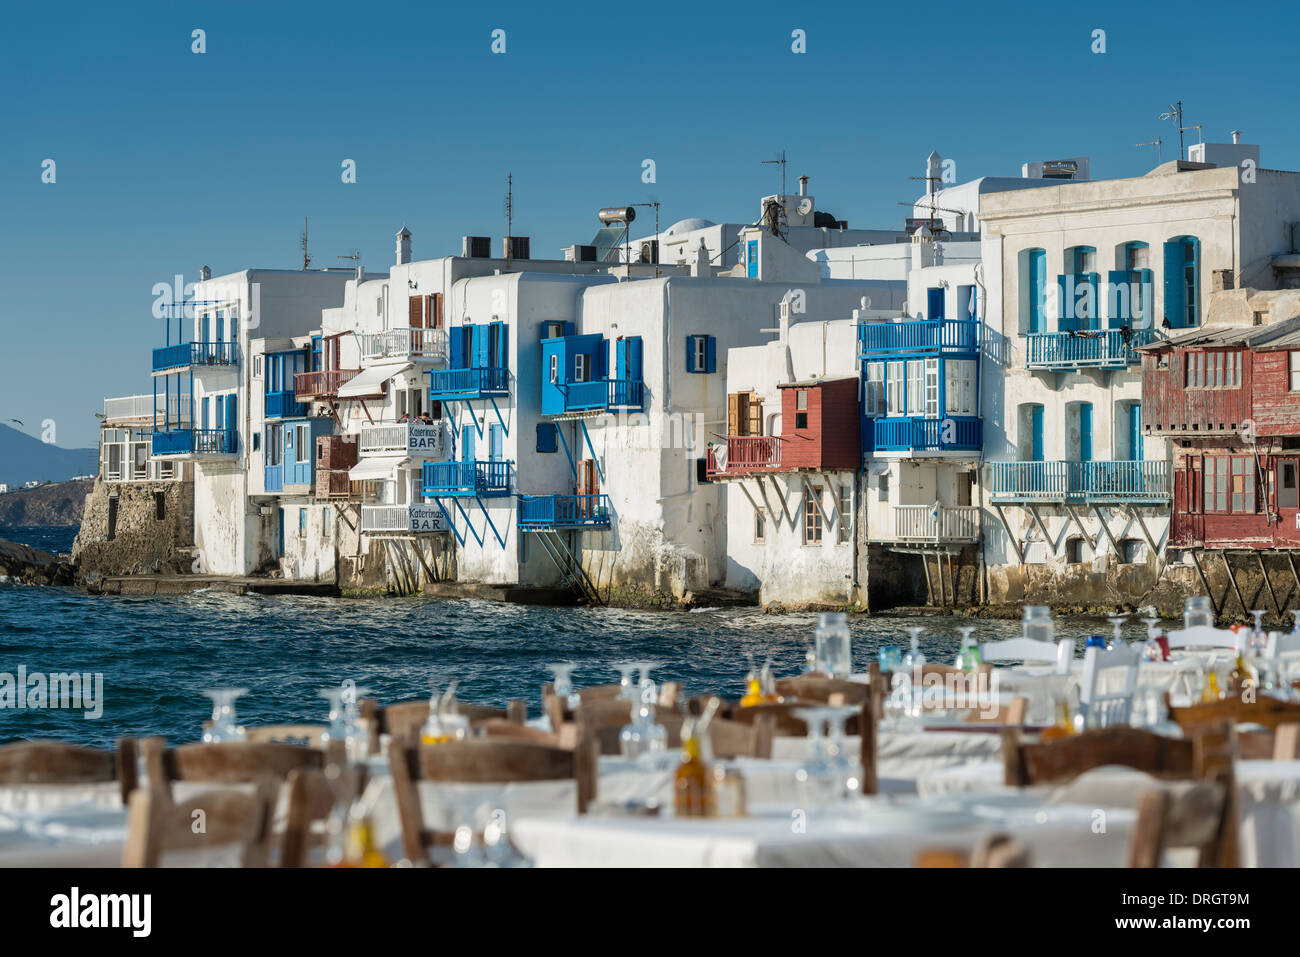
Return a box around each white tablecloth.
[772,730,1004,792]
[512,795,1134,868]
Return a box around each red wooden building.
[1140,317,1300,551]
[707,377,860,478]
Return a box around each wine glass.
[545,663,581,711]
[1291,610,1300,635]
[1250,610,1268,648]
[955,625,978,670]
[822,705,863,799]
[1108,615,1130,651]
[792,708,838,812]
[630,661,662,696]
[612,662,639,701]
[201,687,248,743]
[619,680,668,764]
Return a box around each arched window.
[1018,248,1047,334]
[1110,242,1152,329]
[1163,236,1201,329]
[1062,245,1099,331]
[1017,403,1044,461]
[1066,401,1094,462]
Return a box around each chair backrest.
[122,779,278,868]
[0,738,138,806]
[359,698,511,750]
[1002,727,1195,787]
[1126,771,1232,868]
[979,637,1060,665]
[581,713,768,759]
[964,696,1029,726]
[1079,643,1142,728]
[773,676,870,705]
[388,735,597,864]
[142,737,323,792]
[1165,625,1242,651]
[915,834,1031,868]
[243,724,327,747]
[281,764,369,868]
[1166,694,1300,735]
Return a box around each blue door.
[1030,406,1044,461]
[746,240,758,278]
[201,396,210,431]
[927,287,945,321]
[489,424,504,461]
[1028,250,1046,334]
[276,508,285,559]
[213,395,223,432]
[1078,403,1093,462]
[201,313,210,344]
[1129,403,1142,461]
[225,394,237,435]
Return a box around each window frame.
[803,484,824,545]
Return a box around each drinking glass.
[545,663,581,711]
[822,706,863,799]
[1108,615,1130,650]
[1023,605,1055,643]
[612,662,639,701]
[792,708,839,811]
[1291,610,1300,635]
[878,646,903,674]
[1184,596,1214,630]
[201,688,248,743]
[955,625,979,670]
[815,613,853,679]
[619,680,668,762]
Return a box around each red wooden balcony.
[706,435,782,478]
[295,369,360,400]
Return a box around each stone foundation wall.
[71,476,195,581]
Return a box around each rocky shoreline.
[0,537,76,587]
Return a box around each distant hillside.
[0,479,92,527]
[0,424,96,487]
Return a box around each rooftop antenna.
[1159,101,1199,161]
[1135,137,1163,165]
[300,217,311,270]
[761,150,788,238]
[338,249,360,277]
[504,172,513,271]
[630,202,661,277]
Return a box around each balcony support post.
[578,419,604,485]
[736,479,764,519]
[1188,549,1221,618]
[1025,504,1057,555]
[476,495,507,550]
[488,396,508,437]
[992,504,1025,565]
[430,498,464,546]
[920,552,935,604]
[800,476,832,533]
[1220,550,1249,618]
[1286,551,1300,610]
[554,422,578,479]
[764,475,796,529]
[452,499,482,547]
[1255,550,1282,617]
[1084,503,1120,558]
[1124,503,1160,558]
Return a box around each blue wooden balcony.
[871,416,982,453]
[427,366,510,400]
[1025,328,1154,370]
[517,494,612,529]
[542,378,646,416]
[152,341,239,373]
[265,465,283,492]
[988,460,1170,502]
[151,428,237,456]
[421,460,512,497]
[858,319,978,357]
[265,390,306,419]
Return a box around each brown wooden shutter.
[408,295,423,327]
[430,293,443,329]
[748,394,763,437]
[727,393,740,436]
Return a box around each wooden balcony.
[705,436,782,478]
[988,460,1170,503]
[295,369,360,400]
[883,505,981,544]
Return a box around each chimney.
[199,265,211,281]
[926,151,942,196]
[396,225,412,265]
[798,175,809,197]
[1232,130,1243,144]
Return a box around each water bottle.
[815,613,852,679]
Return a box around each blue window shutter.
[1029,250,1046,333]
[1031,406,1044,461]
[1057,274,1077,332]
[686,335,696,372]
[1163,240,1185,328]
[706,336,717,373]
[1079,404,1093,461]
[536,423,557,453]
[489,424,503,461]
[1085,273,1099,330]
[615,338,627,380]
[497,322,509,369]
[462,429,475,463]
[201,314,210,343]
[1107,270,1130,327]
[450,327,465,368]
[628,336,643,380]
[1129,403,1142,460]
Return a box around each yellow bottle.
[674,733,713,817]
[740,673,764,708]
[1228,653,1248,696]
[345,817,388,868]
[1203,671,1222,702]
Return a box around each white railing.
[358,327,448,363]
[360,503,448,534]
[359,420,445,457]
[104,394,191,425]
[893,505,981,542]
[102,442,179,483]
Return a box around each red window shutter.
[408,295,423,327]
[431,293,443,329]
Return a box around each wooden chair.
[388,735,598,864]
[1165,625,1243,653]
[774,675,870,705]
[1126,770,1233,868]
[0,738,138,806]
[1002,727,1196,788]
[1166,694,1300,736]
[242,724,327,747]
[963,696,1029,726]
[358,697,518,751]
[979,637,1069,668]
[141,736,324,794]
[1079,644,1141,728]
[577,712,770,759]
[122,779,278,868]
[281,763,369,868]
[916,833,1031,868]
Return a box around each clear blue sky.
[2,0,1295,447]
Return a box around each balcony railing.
[151,428,237,456]
[705,435,782,477]
[360,503,449,534]
[1025,328,1154,370]
[421,460,512,497]
[152,341,239,373]
[988,460,1170,501]
[295,369,360,400]
[858,319,978,356]
[359,420,445,457]
[890,505,981,543]
[105,394,191,427]
[871,416,982,453]
[546,377,647,415]
[427,366,510,400]
[315,468,366,502]
[265,465,283,492]
[265,390,307,419]
[358,327,448,363]
[517,494,612,529]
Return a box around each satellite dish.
[797,197,813,216]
